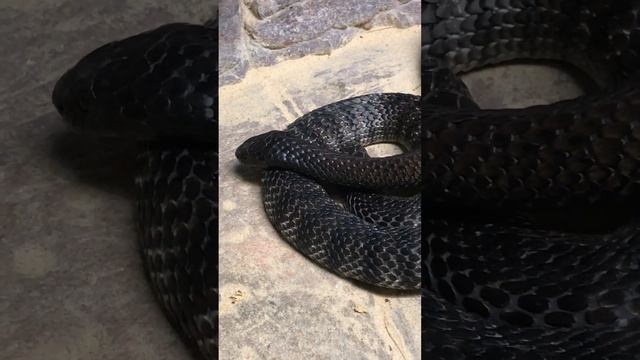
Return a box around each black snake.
[236,0,640,358]
[52,20,219,358]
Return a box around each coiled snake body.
[237,0,640,358]
[236,93,423,289]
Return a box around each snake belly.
[236,0,640,358]
[52,22,219,358]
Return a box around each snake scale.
[51,1,640,359]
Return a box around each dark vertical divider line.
[211,8,220,359]
[214,8,220,360]
[420,1,428,359]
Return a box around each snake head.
[235,130,290,166]
[52,24,218,144]
[52,37,146,138]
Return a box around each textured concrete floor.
[1,2,212,359]
[1,1,587,360]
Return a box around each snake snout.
[51,77,68,115]
[235,131,286,165]
[52,63,96,131]
[52,71,77,119]
[234,142,256,164]
[52,40,129,133]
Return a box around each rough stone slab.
[0,1,214,359]
[244,0,301,18]
[247,0,399,48]
[219,0,421,85]
[220,0,249,85]
[367,0,422,28]
[219,26,422,360]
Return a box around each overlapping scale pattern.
[422,0,640,358]
[136,147,218,358]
